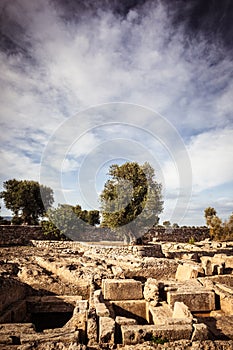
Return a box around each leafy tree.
[204,207,233,240]
[204,207,217,227]
[100,162,163,239]
[87,210,100,226]
[72,205,100,226]
[172,223,179,228]
[43,204,100,240]
[41,219,67,240]
[163,220,171,228]
[0,206,9,225]
[0,179,54,225]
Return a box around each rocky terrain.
[0,235,233,349]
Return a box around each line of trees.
[3,164,231,242]
[0,162,164,240]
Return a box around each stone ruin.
[0,229,233,349]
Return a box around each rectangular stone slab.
[99,316,115,344]
[167,290,215,312]
[121,324,193,345]
[111,300,147,322]
[102,279,143,300]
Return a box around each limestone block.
[102,279,142,300]
[87,308,98,346]
[143,278,159,306]
[225,256,233,269]
[65,313,86,343]
[201,258,213,276]
[121,324,193,345]
[27,296,82,314]
[175,264,199,281]
[115,316,137,325]
[111,300,147,322]
[21,330,79,344]
[99,316,115,344]
[220,295,233,316]
[111,266,125,278]
[74,300,88,314]
[172,302,193,320]
[115,317,137,344]
[166,317,193,325]
[217,264,224,275]
[149,303,173,325]
[167,290,215,312]
[96,303,110,317]
[191,323,209,341]
[93,289,103,304]
[0,323,36,334]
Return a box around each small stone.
[172,302,193,320]
[191,323,209,341]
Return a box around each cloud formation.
[0,0,232,224]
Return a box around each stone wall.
[0,225,120,246]
[143,227,210,243]
[31,240,164,258]
[0,225,45,246]
[0,225,210,247]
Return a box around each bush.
[150,335,168,344]
[188,236,195,244]
[41,220,68,241]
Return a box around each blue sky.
[0,0,233,225]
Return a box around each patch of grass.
[150,335,169,344]
[188,236,195,245]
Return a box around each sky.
[0,0,233,226]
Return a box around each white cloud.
[188,128,233,191]
[0,0,232,224]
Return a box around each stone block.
[102,279,142,300]
[217,265,224,275]
[96,303,110,317]
[220,295,233,316]
[121,324,193,345]
[87,308,98,346]
[93,289,103,304]
[111,266,125,278]
[201,258,213,276]
[143,278,159,306]
[167,290,215,312]
[115,316,137,326]
[99,316,115,344]
[175,264,199,281]
[166,317,193,325]
[115,317,137,344]
[27,296,80,313]
[21,330,79,344]
[0,323,36,334]
[172,302,193,320]
[149,303,173,325]
[64,313,86,342]
[111,300,147,323]
[74,300,88,314]
[191,323,209,341]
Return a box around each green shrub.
[150,335,168,344]
[188,236,195,244]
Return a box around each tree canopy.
[0,179,54,225]
[204,207,233,241]
[100,161,163,239]
[43,204,100,240]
